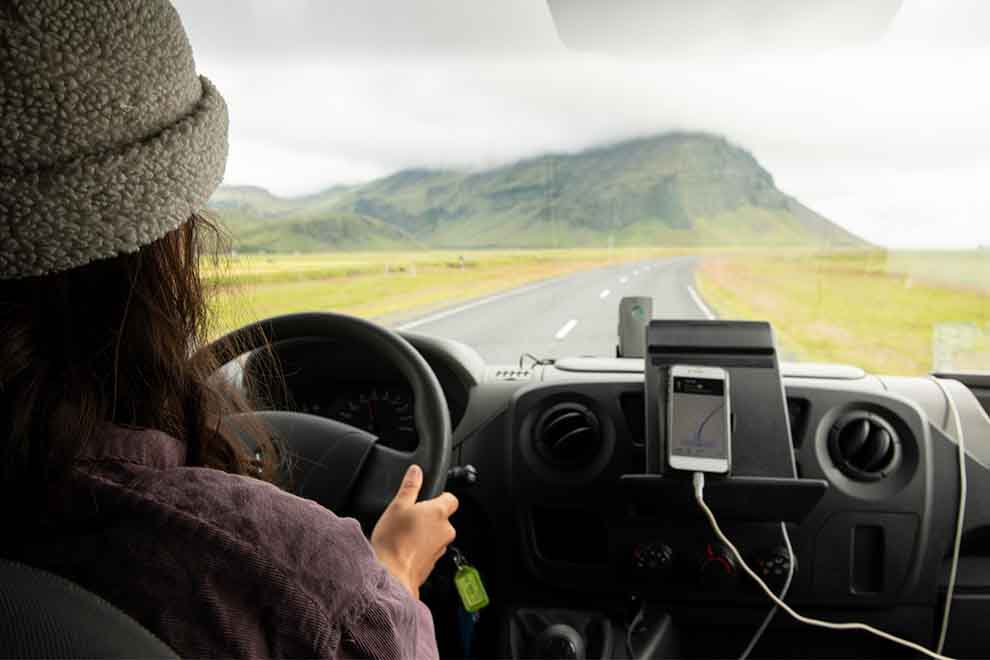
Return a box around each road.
[396,256,715,364]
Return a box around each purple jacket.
[21,426,439,659]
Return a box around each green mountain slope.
[208,132,866,252]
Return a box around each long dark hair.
[0,213,279,507]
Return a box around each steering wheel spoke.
[348,444,418,524]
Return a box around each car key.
[452,547,489,613]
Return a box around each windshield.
[177,1,990,375]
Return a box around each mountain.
[208,132,866,252]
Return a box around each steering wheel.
[211,313,452,523]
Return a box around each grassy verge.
[207,248,686,337]
[696,250,990,375]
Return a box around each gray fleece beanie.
[0,0,228,279]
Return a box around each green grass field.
[207,247,990,376]
[206,248,682,337]
[696,250,990,375]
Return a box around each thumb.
[391,464,423,507]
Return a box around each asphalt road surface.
[396,256,715,364]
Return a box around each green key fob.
[452,551,489,613]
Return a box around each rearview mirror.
[547,0,904,54]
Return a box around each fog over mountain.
[210,132,865,252]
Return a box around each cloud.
[175,0,560,58]
[175,1,990,248]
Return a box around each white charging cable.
[738,521,794,660]
[626,600,647,658]
[930,376,968,655]
[692,472,956,660]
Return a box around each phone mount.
[644,320,795,478]
[634,320,829,522]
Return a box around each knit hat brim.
[0,76,228,280]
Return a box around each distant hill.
[208,132,866,252]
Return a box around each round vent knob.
[828,412,900,481]
[534,403,602,469]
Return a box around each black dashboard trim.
[617,474,828,522]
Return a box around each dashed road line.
[397,281,551,330]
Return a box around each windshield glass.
[177,1,990,375]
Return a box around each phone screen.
[669,376,728,460]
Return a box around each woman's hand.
[371,464,458,599]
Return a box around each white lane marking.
[599,289,611,299]
[397,280,551,330]
[554,319,579,340]
[687,285,716,320]
[619,276,629,284]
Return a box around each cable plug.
[692,471,705,501]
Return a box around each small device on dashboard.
[666,365,731,474]
[617,296,653,358]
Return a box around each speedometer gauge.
[328,386,417,451]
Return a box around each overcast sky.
[173,1,990,248]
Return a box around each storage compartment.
[812,512,919,600]
[851,524,886,594]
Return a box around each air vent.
[493,368,532,381]
[534,402,603,469]
[828,412,900,481]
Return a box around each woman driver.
[0,0,455,657]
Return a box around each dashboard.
[291,382,418,451]
[243,335,471,453]
[239,331,990,660]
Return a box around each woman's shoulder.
[80,451,381,620]
[136,463,377,593]
[66,448,390,657]
[76,426,379,606]
[122,465,432,660]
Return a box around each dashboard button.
[752,546,796,592]
[630,541,674,578]
[699,542,738,590]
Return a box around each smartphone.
[666,365,731,474]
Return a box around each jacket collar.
[75,426,187,469]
